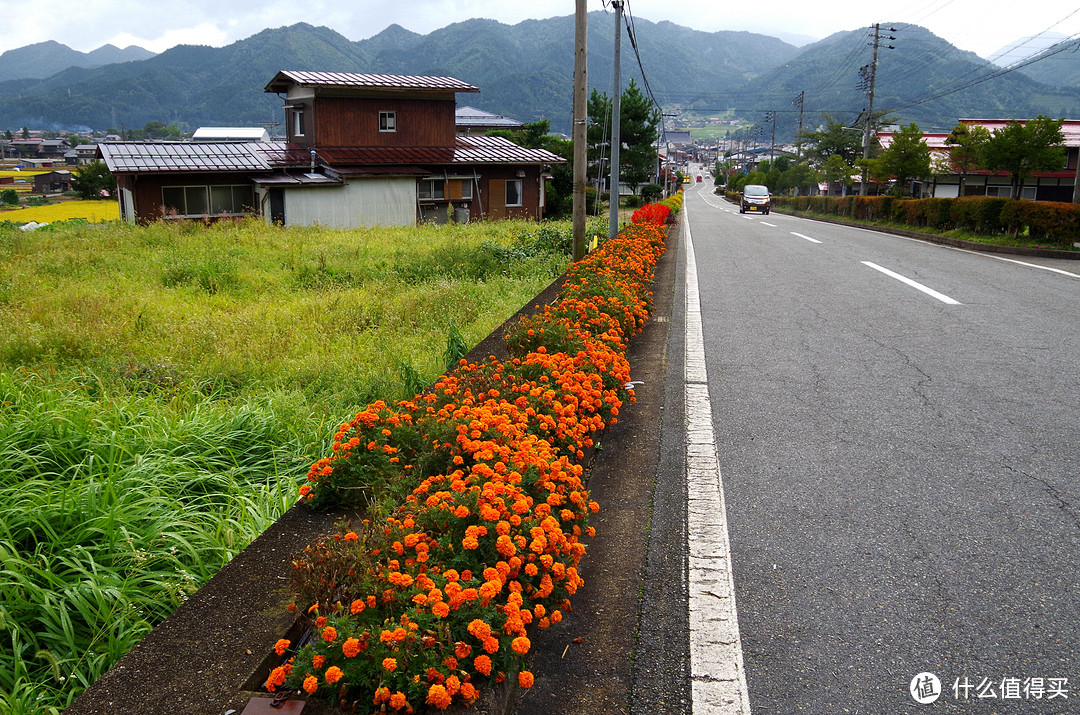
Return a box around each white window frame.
[379,111,397,133]
[293,109,305,137]
[505,179,523,207]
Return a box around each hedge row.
[773,195,1080,243]
[258,196,679,713]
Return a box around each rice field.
[0,216,585,713]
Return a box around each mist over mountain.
[0,16,1073,137]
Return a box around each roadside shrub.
[951,197,1009,235]
[1000,200,1080,243]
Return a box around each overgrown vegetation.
[0,216,583,713]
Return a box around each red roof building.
[876,118,1080,201]
[100,71,564,226]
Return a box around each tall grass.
[0,216,584,713]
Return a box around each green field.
[0,216,587,713]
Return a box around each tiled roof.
[265,71,479,94]
[99,141,274,172]
[453,135,564,164]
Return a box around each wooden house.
[100,71,564,226]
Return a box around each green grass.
[0,216,582,713]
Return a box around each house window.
[379,111,397,132]
[162,185,253,217]
[505,179,523,207]
[459,180,473,200]
[418,179,445,200]
[294,109,305,137]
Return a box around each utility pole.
[860,23,895,196]
[793,91,805,159]
[766,111,776,164]
[609,0,623,239]
[572,0,588,261]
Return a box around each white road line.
[760,222,777,227]
[862,261,962,305]
[790,232,822,244]
[683,209,752,715]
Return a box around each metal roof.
[265,71,479,94]
[317,146,456,165]
[455,106,522,129]
[99,135,564,175]
[453,135,564,165]
[99,141,273,173]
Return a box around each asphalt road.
[683,179,1080,714]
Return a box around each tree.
[20,127,29,139]
[822,154,854,196]
[617,80,661,191]
[798,114,863,165]
[587,80,661,193]
[1,189,18,206]
[980,116,1066,199]
[945,123,990,196]
[876,123,932,197]
[779,161,817,196]
[70,160,116,200]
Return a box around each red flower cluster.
[270,218,669,711]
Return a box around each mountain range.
[0,16,1076,138]
[0,41,155,82]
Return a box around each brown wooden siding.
[314,98,455,147]
[479,166,543,221]
[125,173,257,223]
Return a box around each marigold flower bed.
[268,196,680,713]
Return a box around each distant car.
[740,184,770,214]
[696,176,703,182]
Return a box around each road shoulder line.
[683,209,752,715]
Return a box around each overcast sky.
[6,0,1080,61]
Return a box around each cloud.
[104,23,232,53]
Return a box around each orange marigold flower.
[343,531,359,541]
[390,691,409,710]
[273,639,290,656]
[483,636,500,654]
[551,609,563,624]
[342,638,361,658]
[460,681,479,701]
[383,657,398,672]
[350,599,365,615]
[512,636,531,655]
[265,666,287,692]
[312,654,326,669]
[321,626,337,642]
[467,619,491,640]
[455,641,472,659]
[314,615,327,627]
[432,601,450,618]
[303,674,319,695]
[474,654,493,676]
[325,666,343,685]
[518,670,535,688]
[426,684,452,709]
[373,686,391,705]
